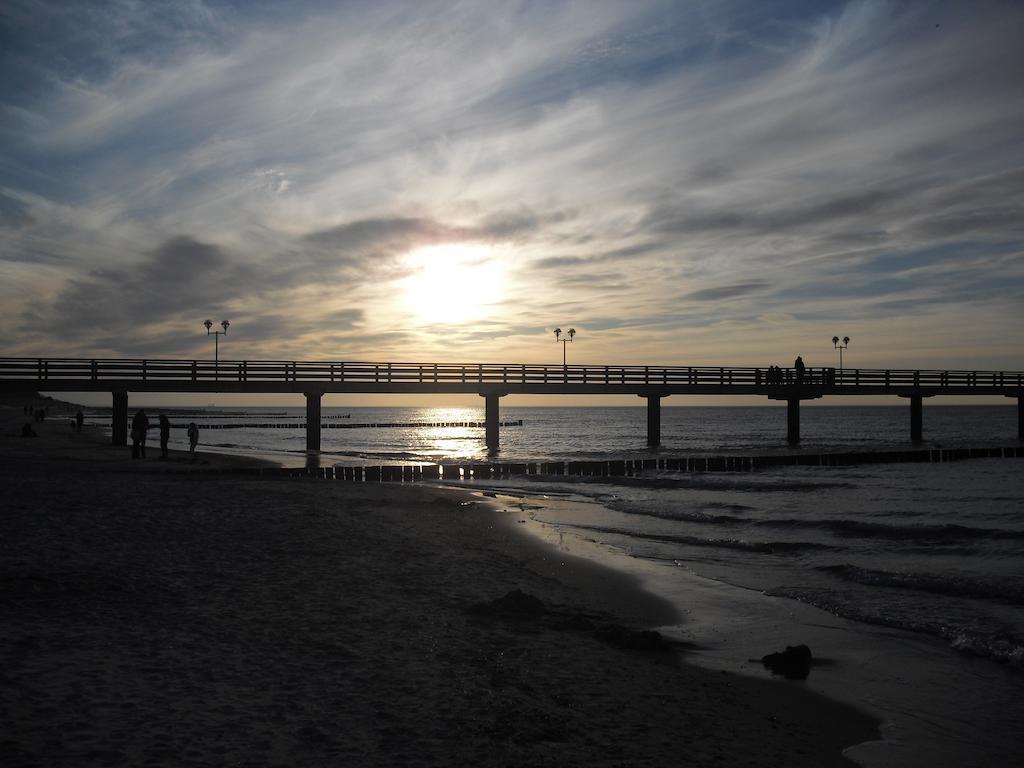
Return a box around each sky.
[1,0,1023,404]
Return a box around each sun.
[401,244,505,324]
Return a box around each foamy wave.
[947,632,1024,666]
[756,517,1024,542]
[767,586,1024,667]
[819,563,1024,605]
[571,523,832,554]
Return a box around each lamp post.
[832,335,850,372]
[204,319,230,377]
[553,327,576,366]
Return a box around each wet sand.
[0,401,878,766]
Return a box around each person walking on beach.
[75,410,83,433]
[158,414,172,459]
[794,355,806,384]
[187,422,199,457]
[131,409,149,459]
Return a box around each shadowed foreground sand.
[0,404,878,766]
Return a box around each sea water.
[89,404,1024,766]
[482,460,1023,767]
[95,403,1019,464]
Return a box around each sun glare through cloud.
[401,244,506,325]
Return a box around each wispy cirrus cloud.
[0,0,1021,370]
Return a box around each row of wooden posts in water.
[192,420,526,430]
[177,445,1023,480]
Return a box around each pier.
[1,357,1021,451]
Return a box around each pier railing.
[1,357,1022,391]
[0,356,1022,390]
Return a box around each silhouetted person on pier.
[794,356,806,383]
[158,414,172,459]
[75,410,83,433]
[131,409,149,459]
[187,422,199,456]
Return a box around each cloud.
[23,236,248,335]
[1,0,1023,367]
[303,217,453,253]
[532,242,663,270]
[0,191,32,228]
[683,281,770,302]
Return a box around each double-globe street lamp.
[204,319,230,377]
[832,335,850,376]
[554,327,576,366]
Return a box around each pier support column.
[645,394,663,447]
[111,391,128,446]
[787,398,800,444]
[481,392,502,454]
[305,391,322,452]
[910,395,923,442]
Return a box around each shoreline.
[0,403,880,766]
[467,476,1024,768]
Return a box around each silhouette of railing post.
[112,391,128,446]
[305,391,322,451]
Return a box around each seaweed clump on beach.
[467,588,547,618]
[761,644,813,679]
[468,590,674,653]
[593,623,672,652]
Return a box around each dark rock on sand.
[595,623,671,651]
[557,613,596,632]
[762,644,813,679]
[468,589,546,618]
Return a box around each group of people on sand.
[21,405,85,436]
[20,405,77,436]
[130,410,199,460]
[24,405,48,422]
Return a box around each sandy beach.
[1,401,878,766]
